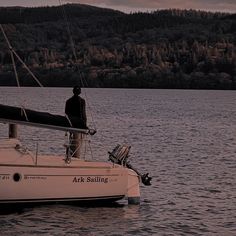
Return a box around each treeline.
[0,4,122,24]
[0,4,235,89]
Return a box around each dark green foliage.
[0,4,235,89]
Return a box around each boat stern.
[127,169,140,205]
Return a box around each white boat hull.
[0,139,140,205]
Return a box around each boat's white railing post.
[72,132,85,159]
[9,124,17,138]
[65,132,88,160]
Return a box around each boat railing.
[15,131,93,164]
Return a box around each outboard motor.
[108,144,152,186]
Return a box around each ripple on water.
[0,88,236,235]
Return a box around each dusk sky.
[0,0,235,13]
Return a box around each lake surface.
[0,88,236,235]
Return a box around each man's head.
[73,86,81,95]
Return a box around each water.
[0,87,236,235]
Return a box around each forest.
[0,4,235,89]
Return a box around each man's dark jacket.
[65,95,87,128]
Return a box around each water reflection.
[0,204,142,235]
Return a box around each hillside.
[0,4,235,89]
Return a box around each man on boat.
[65,86,87,158]
[65,86,87,126]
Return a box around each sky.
[0,0,235,13]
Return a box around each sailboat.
[0,5,151,206]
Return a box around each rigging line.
[0,24,20,87]
[79,71,97,130]
[79,76,97,130]
[58,1,85,88]
[11,50,43,87]
[10,51,20,87]
[1,24,29,119]
[65,114,73,127]
[85,98,97,130]
[0,24,43,88]
[58,1,97,130]
[1,23,42,123]
[58,0,78,62]
[21,106,29,122]
[0,24,12,50]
